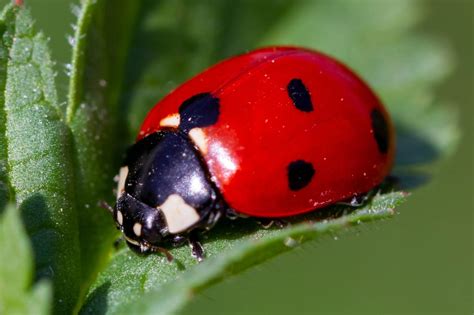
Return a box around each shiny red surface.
[139,47,395,217]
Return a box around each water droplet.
[67,35,76,46]
[71,4,82,17]
[64,63,73,76]
[284,237,299,248]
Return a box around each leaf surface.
[0,204,52,315]
[80,1,458,314]
[82,193,406,315]
[65,0,140,296]
[0,5,80,314]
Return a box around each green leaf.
[0,16,10,213]
[0,4,80,314]
[0,204,52,315]
[82,193,406,315]
[65,0,140,296]
[79,0,458,314]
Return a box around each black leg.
[188,234,205,262]
[273,219,289,228]
[149,245,174,262]
[337,178,399,208]
[349,195,367,207]
[124,240,174,262]
[171,234,205,261]
[257,218,289,229]
[337,193,372,207]
[171,234,187,247]
[225,207,249,220]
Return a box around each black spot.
[287,160,315,191]
[287,78,313,112]
[179,93,220,132]
[371,109,389,154]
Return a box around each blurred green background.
[26,0,473,314]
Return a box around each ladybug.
[111,46,395,260]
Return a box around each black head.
[114,193,167,252]
[113,130,220,252]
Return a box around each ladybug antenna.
[98,200,114,214]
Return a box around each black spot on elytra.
[287,78,313,112]
[287,160,315,191]
[179,93,220,132]
[371,109,389,154]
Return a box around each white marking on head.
[116,166,129,200]
[189,128,208,154]
[116,210,124,225]
[159,194,200,234]
[133,222,142,237]
[160,113,180,128]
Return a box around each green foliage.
[0,204,52,315]
[0,0,459,315]
[65,0,140,295]
[82,192,406,315]
[0,4,80,314]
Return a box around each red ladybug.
[111,47,395,260]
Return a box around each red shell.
[138,47,395,217]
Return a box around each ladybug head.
[112,130,221,253]
[113,193,167,253]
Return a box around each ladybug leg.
[171,234,187,247]
[123,240,174,262]
[203,206,224,231]
[340,175,399,208]
[339,175,398,209]
[274,219,289,228]
[148,245,174,262]
[257,218,289,229]
[257,218,274,229]
[337,192,373,207]
[349,195,369,207]
[225,208,249,220]
[170,234,205,261]
[188,234,205,262]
